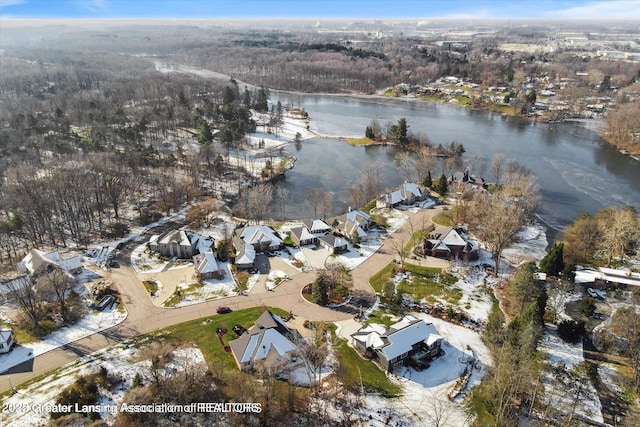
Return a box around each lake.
[271,93,640,241]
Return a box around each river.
[271,93,640,242]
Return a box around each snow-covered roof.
[388,190,404,205]
[402,182,422,198]
[302,219,330,233]
[0,276,32,297]
[381,319,442,361]
[346,210,371,224]
[159,230,191,247]
[195,251,219,274]
[240,225,283,247]
[230,311,298,366]
[236,242,255,264]
[291,227,315,242]
[598,267,640,287]
[0,328,13,344]
[18,249,82,275]
[441,228,467,247]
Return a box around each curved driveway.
[0,206,445,393]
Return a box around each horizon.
[1,0,639,21]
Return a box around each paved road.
[0,206,446,393]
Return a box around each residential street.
[0,206,446,393]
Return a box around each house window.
[0,343,4,349]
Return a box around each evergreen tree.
[436,173,448,195]
[197,121,213,145]
[397,118,409,144]
[312,276,328,306]
[365,126,374,139]
[424,170,433,188]
[540,242,565,276]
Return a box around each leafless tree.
[38,268,75,323]
[6,278,44,332]
[490,153,507,185]
[275,184,290,221]
[306,187,330,219]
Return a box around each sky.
[0,0,639,20]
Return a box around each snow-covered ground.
[345,312,491,427]
[502,223,548,266]
[539,325,603,423]
[0,303,127,375]
[1,343,207,426]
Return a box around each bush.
[578,297,596,317]
[557,319,585,344]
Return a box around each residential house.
[229,310,302,374]
[289,219,332,247]
[0,328,15,354]
[340,210,372,242]
[233,236,256,270]
[351,317,444,373]
[0,276,31,302]
[302,219,331,235]
[18,249,83,276]
[193,251,225,280]
[449,171,486,189]
[318,234,348,254]
[149,230,194,259]
[377,182,427,208]
[237,225,284,252]
[289,226,317,247]
[419,227,479,261]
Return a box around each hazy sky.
[1,0,639,20]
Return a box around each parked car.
[217,306,232,314]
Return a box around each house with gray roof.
[319,234,348,254]
[238,225,284,252]
[229,310,303,374]
[419,227,479,261]
[351,317,444,373]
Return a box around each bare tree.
[394,151,415,182]
[275,184,290,221]
[6,278,44,332]
[611,306,640,391]
[490,153,507,185]
[469,190,526,276]
[246,182,274,223]
[306,187,330,219]
[38,268,75,323]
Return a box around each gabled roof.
[302,219,331,234]
[380,318,443,361]
[345,210,371,224]
[195,251,220,275]
[0,328,13,344]
[234,237,255,264]
[319,234,348,249]
[401,182,422,198]
[239,225,283,247]
[158,230,191,246]
[229,311,297,366]
[290,226,315,242]
[440,228,467,247]
[18,249,81,276]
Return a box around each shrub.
[578,297,596,317]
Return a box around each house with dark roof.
[289,226,317,247]
[377,182,428,208]
[351,317,444,373]
[229,310,303,374]
[449,171,486,189]
[419,227,479,261]
[319,234,348,254]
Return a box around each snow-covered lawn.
[539,325,603,423]
[346,312,491,427]
[0,304,127,375]
[1,343,207,426]
[502,223,548,265]
[265,270,289,291]
[449,265,494,323]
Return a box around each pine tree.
[424,170,433,188]
[540,242,565,276]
